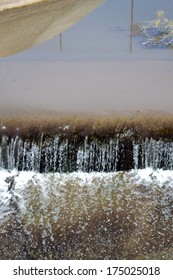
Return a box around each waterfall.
[135,138,173,170]
[0,134,173,172]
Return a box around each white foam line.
[1,168,173,191]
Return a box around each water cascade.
[0,134,173,172]
[1,117,173,260]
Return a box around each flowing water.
[0,129,173,172]
[0,0,173,259]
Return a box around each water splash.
[0,169,173,259]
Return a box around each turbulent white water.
[0,168,173,259]
[0,168,173,221]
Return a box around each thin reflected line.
[130,0,134,53]
[59,33,63,52]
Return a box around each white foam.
[134,168,173,186]
[0,168,173,221]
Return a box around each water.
[0,134,173,172]
[0,0,173,260]
[0,168,173,259]
[0,0,173,115]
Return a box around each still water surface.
[0,0,173,117]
